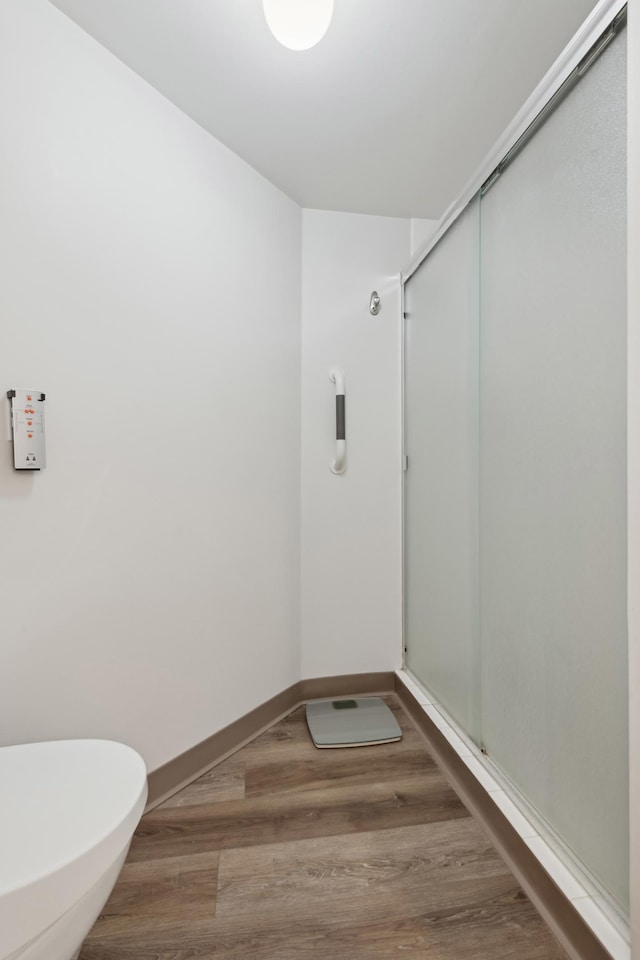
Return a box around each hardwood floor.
[79,699,568,960]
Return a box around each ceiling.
[49,0,599,219]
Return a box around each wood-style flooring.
[79,698,568,960]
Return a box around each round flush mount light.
[263,0,334,51]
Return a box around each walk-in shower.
[403,1,628,918]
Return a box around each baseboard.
[145,671,396,810]
[394,677,613,960]
[300,671,395,701]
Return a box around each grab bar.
[329,367,346,475]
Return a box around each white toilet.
[0,739,148,960]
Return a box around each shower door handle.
[329,367,346,475]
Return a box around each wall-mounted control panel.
[7,389,46,470]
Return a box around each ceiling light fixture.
[263,0,333,51]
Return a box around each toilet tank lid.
[0,738,147,894]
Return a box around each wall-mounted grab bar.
[329,367,346,475]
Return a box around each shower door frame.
[400,0,627,674]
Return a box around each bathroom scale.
[305,697,402,748]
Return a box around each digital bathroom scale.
[305,697,402,748]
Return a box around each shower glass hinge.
[403,455,409,471]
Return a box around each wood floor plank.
[79,897,566,960]
[159,755,245,809]
[129,774,469,862]
[81,851,219,945]
[245,746,441,797]
[207,897,568,960]
[215,818,519,924]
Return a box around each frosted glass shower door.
[479,32,628,907]
[404,197,480,741]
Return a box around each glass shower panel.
[479,32,627,906]
[404,196,480,741]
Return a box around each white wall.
[410,218,439,255]
[300,210,410,678]
[628,2,639,953]
[0,0,301,772]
